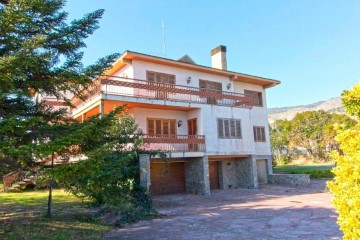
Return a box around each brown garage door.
[209,161,220,190]
[150,162,185,195]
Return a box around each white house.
[47,45,280,195]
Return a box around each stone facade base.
[268,174,310,187]
[185,156,210,195]
[139,154,210,196]
[217,155,258,190]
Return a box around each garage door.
[150,162,185,195]
[256,159,268,184]
[209,161,220,190]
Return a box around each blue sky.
[64,0,360,108]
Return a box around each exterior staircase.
[3,171,36,192]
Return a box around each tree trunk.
[47,153,54,217]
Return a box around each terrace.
[71,76,255,109]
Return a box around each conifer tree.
[0,0,118,174]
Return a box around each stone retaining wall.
[268,174,310,187]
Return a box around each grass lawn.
[273,164,335,179]
[0,189,112,240]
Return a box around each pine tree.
[0,0,118,175]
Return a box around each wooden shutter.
[169,75,175,85]
[216,82,222,92]
[230,120,236,137]
[147,72,155,82]
[224,119,230,138]
[253,126,265,142]
[155,120,162,134]
[163,121,169,135]
[148,119,155,134]
[199,80,206,89]
[245,90,263,107]
[261,127,265,141]
[235,120,241,138]
[170,120,176,135]
[257,92,263,107]
[156,73,161,83]
[218,119,224,138]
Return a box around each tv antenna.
[161,19,167,57]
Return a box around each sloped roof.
[177,54,196,64]
[106,51,281,88]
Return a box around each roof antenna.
[161,19,167,58]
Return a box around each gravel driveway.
[104,180,341,240]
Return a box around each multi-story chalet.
[44,45,280,195]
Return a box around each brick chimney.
[211,45,227,70]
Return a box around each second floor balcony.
[140,134,206,152]
[71,76,255,109]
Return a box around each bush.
[49,110,156,223]
[327,84,360,239]
[305,170,334,179]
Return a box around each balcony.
[71,76,254,109]
[140,134,205,152]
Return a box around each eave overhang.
[105,51,281,89]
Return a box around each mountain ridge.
[268,97,344,123]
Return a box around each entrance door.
[209,161,220,190]
[188,118,197,151]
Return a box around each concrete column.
[139,154,150,191]
[251,155,259,189]
[202,155,210,195]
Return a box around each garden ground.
[105,180,341,240]
[0,189,111,240]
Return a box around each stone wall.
[268,174,310,187]
[185,156,210,195]
[234,156,258,189]
[219,159,239,189]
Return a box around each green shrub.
[305,170,334,179]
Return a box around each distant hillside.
[268,97,345,123]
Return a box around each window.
[199,80,222,91]
[217,118,241,139]
[244,90,263,107]
[147,71,175,85]
[147,118,176,135]
[199,80,222,104]
[147,71,175,99]
[253,126,266,142]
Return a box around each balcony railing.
[71,76,254,109]
[140,134,205,152]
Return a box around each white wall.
[132,60,232,92]
[199,105,258,155]
[111,59,272,156]
[113,64,134,79]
